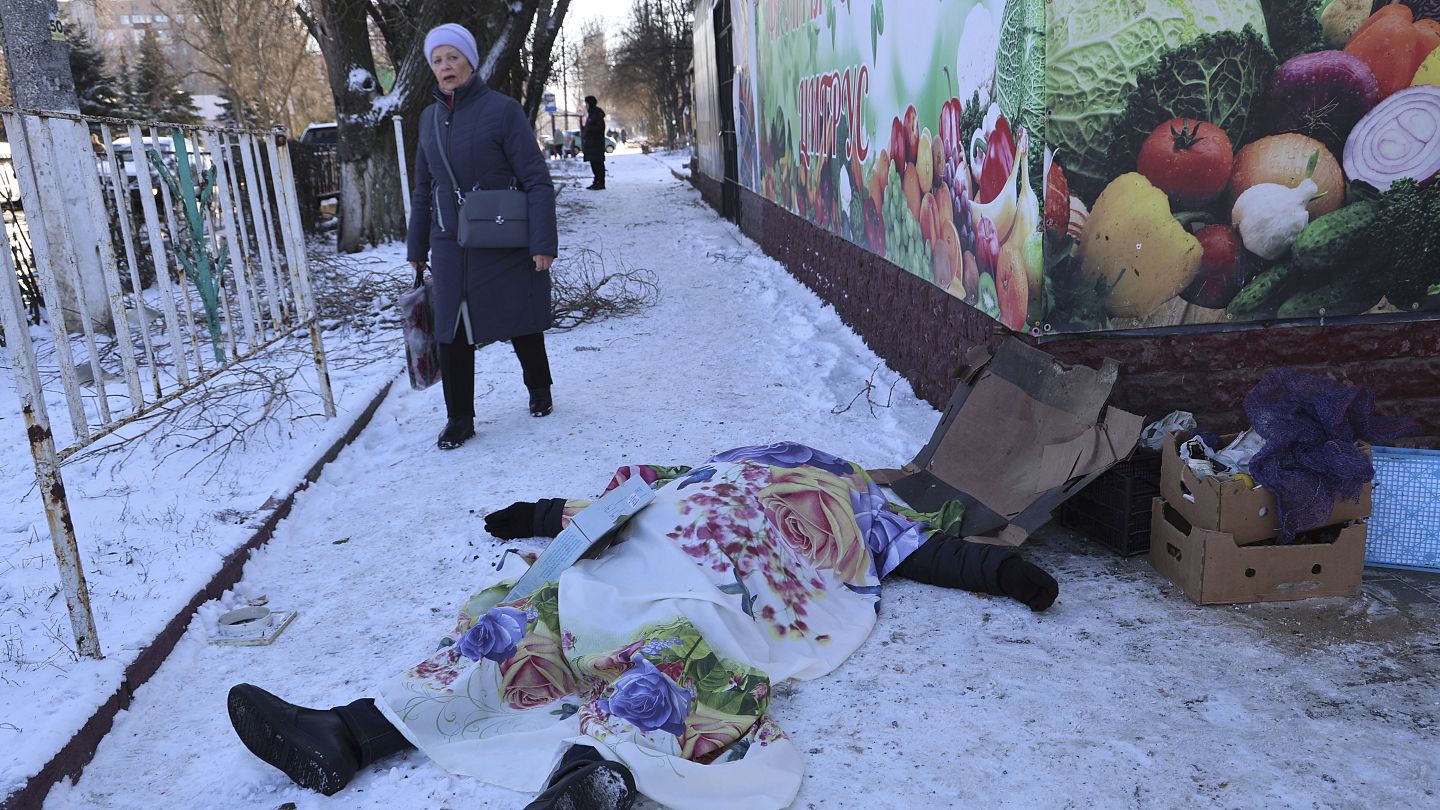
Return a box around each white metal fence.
[0,108,335,659]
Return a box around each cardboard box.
[875,338,1143,545]
[502,475,655,602]
[1148,498,1366,604]
[1159,432,1372,546]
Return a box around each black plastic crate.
[1057,450,1163,556]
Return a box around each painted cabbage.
[1046,0,1270,201]
[995,0,1046,130]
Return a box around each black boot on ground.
[437,417,476,449]
[227,684,413,796]
[529,387,553,417]
[524,745,636,810]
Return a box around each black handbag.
[433,111,530,250]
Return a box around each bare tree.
[168,0,333,134]
[520,0,573,123]
[573,17,609,107]
[295,0,571,253]
[610,0,691,146]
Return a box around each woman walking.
[407,23,559,449]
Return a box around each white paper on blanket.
[502,476,655,602]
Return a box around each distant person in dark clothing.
[582,95,606,190]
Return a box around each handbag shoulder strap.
[432,107,464,204]
[432,97,525,196]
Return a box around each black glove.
[997,557,1059,612]
[484,499,566,539]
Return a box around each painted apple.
[889,117,910,166]
[904,105,919,165]
[1180,224,1252,309]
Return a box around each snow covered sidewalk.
[41,153,1440,809]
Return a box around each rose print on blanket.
[850,482,927,577]
[679,702,758,763]
[457,606,528,662]
[381,451,920,807]
[498,621,577,710]
[597,654,695,736]
[710,442,855,476]
[758,465,871,583]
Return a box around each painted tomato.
[1136,118,1234,208]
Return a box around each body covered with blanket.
[227,443,1056,808]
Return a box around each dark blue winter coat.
[406,75,558,345]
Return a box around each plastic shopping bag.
[400,278,441,390]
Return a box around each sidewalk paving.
[41,153,1440,809]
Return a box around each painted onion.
[1343,85,1440,191]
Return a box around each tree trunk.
[301,0,380,252]
[521,0,571,124]
[0,0,79,112]
[365,122,406,241]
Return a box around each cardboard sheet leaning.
[873,338,1144,545]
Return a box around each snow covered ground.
[0,240,409,797]
[7,152,1438,809]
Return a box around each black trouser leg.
[590,158,605,187]
[511,332,553,390]
[437,339,475,419]
[892,534,1060,611]
[891,534,1015,594]
[334,698,414,767]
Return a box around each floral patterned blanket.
[375,443,934,810]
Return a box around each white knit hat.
[424,23,479,70]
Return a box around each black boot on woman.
[437,417,476,449]
[524,745,636,810]
[227,684,414,796]
[529,387,553,417]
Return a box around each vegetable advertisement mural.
[743,0,1046,331]
[733,0,1440,334]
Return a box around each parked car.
[300,122,337,145]
[559,129,617,155]
[100,135,212,193]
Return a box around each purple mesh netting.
[1244,369,1418,542]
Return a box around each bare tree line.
[167,0,333,134]
[608,0,692,147]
